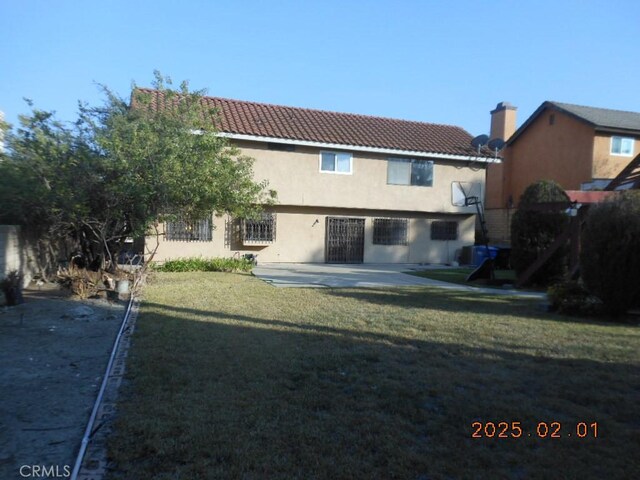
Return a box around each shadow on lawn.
[323,286,640,327]
[325,285,536,310]
[109,298,640,479]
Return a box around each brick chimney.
[490,102,517,141]
[485,102,518,214]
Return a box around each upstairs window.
[611,136,634,156]
[373,218,408,245]
[165,217,212,242]
[387,158,434,186]
[431,221,458,241]
[242,213,276,243]
[320,151,352,174]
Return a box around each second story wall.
[592,133,639,180]
[502,109,594,207]
[237,140,485,215]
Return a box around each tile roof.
[134,88,492,159]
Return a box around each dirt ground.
[0,284,125,480]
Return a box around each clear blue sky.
[2,0,639,138]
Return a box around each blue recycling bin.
[472,246,498,266]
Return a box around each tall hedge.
[581,190,640,317]
[510,180,570,286]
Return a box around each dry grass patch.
[108,272,640,479]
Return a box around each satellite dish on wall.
[487,138,506,152]
[470,134,489,153]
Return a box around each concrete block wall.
[484,208,515,245]
[0,225,33,287]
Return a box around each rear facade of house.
[145,91,497,264]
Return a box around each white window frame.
[610,136,634,157]
[319,151,353,175]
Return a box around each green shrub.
[547,280,602,316]
[510,180,570,286]
[580,191,640,317]
[152,257,254,273]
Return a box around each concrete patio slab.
[252,263,545,298]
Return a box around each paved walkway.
[252,263,545,298]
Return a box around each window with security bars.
[373,218,408,245]
[165,217,212,242]
[242,213,276,243]
[431,221,458,241]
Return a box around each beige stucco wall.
[407,214,475,264]
[592,133,639,180]
[151,207,475,265]
[238,141,485,215]
[148,139,485,264]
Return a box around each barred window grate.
[165,217,212,242]
[431,221,458,241]
[373,218,408,245]
[242,213,276,243]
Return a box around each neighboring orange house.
[485,101,640,243]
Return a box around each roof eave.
[594,126,640,136]
[218,132,502,164]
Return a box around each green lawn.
[108,272,640,479]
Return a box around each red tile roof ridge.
[134,87,465,131]
[132,87,497,159]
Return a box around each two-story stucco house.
[143,90,497,264]
[485,101,640,243]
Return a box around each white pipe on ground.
[70,291,136,480]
